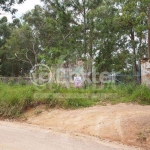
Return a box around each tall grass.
[0,82,150,118]
[0,83,35,117]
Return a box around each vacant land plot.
[24,103,150,149]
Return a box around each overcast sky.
[1,0,43,22]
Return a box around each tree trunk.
[148,3,150,58]
[89,19,94,81]
[130,28,137,81]
[83,0,87,56]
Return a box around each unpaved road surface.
[24,103,150,149]
[0,121,138,150]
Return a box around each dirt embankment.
[24,103,150,149]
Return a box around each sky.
[0,0,44,22]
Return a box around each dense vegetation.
[0,0,150,76]
[0,82,150,118]
[0,1,150,118]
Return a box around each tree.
[91,0,125,72]
[0,17,11,75]
[1,0,150,78]
[0,17,24,76]
[2,22,42,76]
[41,0,103,74]
[0,0,25,14]
[114,0,149,77]
[148,2,150,57]
[23,5,69,65]
[8,24,40,66]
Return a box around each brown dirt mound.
[24,103,150,149]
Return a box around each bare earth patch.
[24,103,150,149]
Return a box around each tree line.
[0,0,150,77]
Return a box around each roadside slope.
[25,103,150,149]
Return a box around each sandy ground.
[0,121,138,150]
[23,103,150,149]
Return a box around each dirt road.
[0,121,138,150]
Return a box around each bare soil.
[23,103,150,149]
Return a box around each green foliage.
[63,98,95,109]
[0,0,25,14]
[0,0,149,76]
[0,81,150,118]
[0,83,34,117]
[130,85,150,104]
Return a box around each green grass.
[0,82,150,118]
